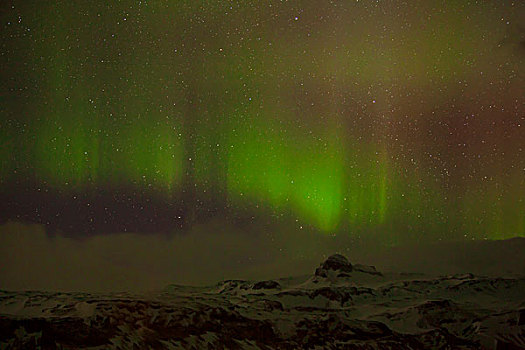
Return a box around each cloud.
[0,220,354,292]
[2,221,522,293]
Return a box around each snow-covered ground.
[1,254,524,349]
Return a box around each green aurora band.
[1,0,524,240]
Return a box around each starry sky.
[1,0,524,244]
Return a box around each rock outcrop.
[315,254,353,277]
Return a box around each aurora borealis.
[1,0,524,242]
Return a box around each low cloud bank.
[1,222,523,292]
[0,221,356,292]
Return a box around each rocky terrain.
[1,254,524,349]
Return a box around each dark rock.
[315,254,353,277]
[314,267,328,278]
[256,300,284,311]
[323,254,353,271]
[354,264,383,276]
[310,287,353,306]
[518,308,525,326]
[252,280,281,290]
[495,338,524,350]
[217,280,251,293]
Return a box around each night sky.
[1,0,524,244]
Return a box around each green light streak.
[111,116,184,190]
[3,0,523,240]
[225,112,390,232]
[35,105,100,188]
[0,120,15,184]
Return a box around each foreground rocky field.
[1,254,524,349]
